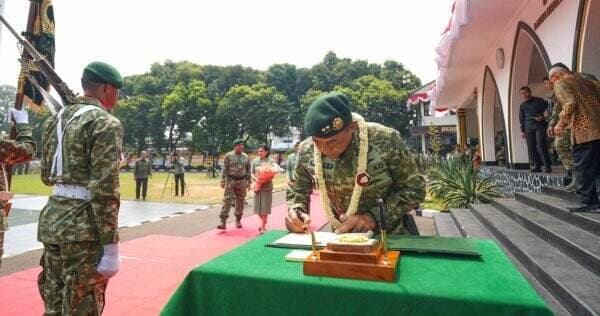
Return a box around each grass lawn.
[11,172,288,205]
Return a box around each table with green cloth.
[161,231,552,316]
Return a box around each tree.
[297,89,326,135]
[0,85,17,132]
[336,76,411,135]
[115,53,423,157]
[115,95,164,153]
[162,80,208,152]
[218,84,290,146]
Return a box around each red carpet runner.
[0,194,325,315]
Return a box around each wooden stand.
[303,241,400,282]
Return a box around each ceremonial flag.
[16,0,55,112]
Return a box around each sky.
[0,0,452,92]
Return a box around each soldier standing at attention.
[134,150,152,200]
[218,139,251,230]
[38,61,124,315]
[286,92,425,234]
[0,109,36,267]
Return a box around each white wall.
[481,69,498,162]
[580,0,600,76]
[472,0,582,165]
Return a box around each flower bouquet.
[254,163,282,193]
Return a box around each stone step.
[432,212,461,237]
[515,192,600,236]
[542,186,580,203]
[470,203,600,316]
[492,198,600,276]
[449,208,492,238]
[450,207,571,315]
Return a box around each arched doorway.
[507,22,551,168]
[481,66,507,165]
[575,0,600,77]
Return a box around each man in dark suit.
[519,86,552,173]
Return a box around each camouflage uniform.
[38,96,123,315]
[547,95,573,171]
[0,123,36,267]
[219,151,251,221]
[288,122,426,234]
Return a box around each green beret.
[82,61,124,89]
[304,92,352,138]
[232,138,245,146]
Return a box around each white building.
[270,127,302,152]
[431,0,599,168]
[407,81,459,154]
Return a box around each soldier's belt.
[227,175,247,181]
[53,184,92,200]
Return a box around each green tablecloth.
[161,231,552,316]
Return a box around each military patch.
[356,172,371,187]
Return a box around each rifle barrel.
[0,13,76,105]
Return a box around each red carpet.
[0,194,325,315]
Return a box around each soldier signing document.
[286,92,425,234]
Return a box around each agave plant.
[428,155,500,208]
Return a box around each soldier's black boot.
[217,218,227,230]
[235,216,243,229]
[563,169,573,186]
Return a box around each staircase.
[433,187,600,316]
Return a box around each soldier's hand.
[97,243,120,278]
[547,127,555,138]
[335,214,376,234]
[8,108,29,124]
[554,125,563,137]
[220,182,225,189]
[285,209,311,233]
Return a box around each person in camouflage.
[218,139,251,229]
[286,92,425,234]
[38,61,124,315]
[0,109,36,268]
[286,141,312,214]
[134,150,152,200]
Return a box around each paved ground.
[3,195,213,258]
[0,191,434,276]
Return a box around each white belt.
[53,184,92,200]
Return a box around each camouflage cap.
[232,138,245,146]
[304,92,352,138]
[82,61,124,89]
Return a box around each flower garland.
[314,113,368,229]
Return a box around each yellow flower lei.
[314,113,368,229]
